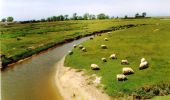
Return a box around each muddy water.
[1,37,90,100]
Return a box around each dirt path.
[55,57,110,100]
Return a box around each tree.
[77,16,84,20]
[89,14,96,20]
[64,15,69,20]
[40,18,46,22]
[58,15,64,21]
[47,17,52,22]
[124,15,128,19]
[7,16,14,22]
[72,13,78,20]
[52,16,58,21]
[135,13,139,18]
[142,12,146,17]
[97,13,109,19]
[1,18,6,22]
[83,13,89,20]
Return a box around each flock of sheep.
[68,36,149,81]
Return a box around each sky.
[0,0,170,21]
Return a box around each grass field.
[0,19,160,67]
[65,19,170,99]
[151,95,170,100]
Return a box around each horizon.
[0,0,170,21]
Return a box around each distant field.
[0,18,161,67]
[65,19,170,99]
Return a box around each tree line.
[1,12,148,23]
[1,16,14,22]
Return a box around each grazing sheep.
[139,61,149,70]
[78,45,83,49]
[90,37,93,40]
[73,44,77,48]
[141,58,146,63]
[101,45,107,49]
[121,60,129,65]
[107,32,111,34]
[116,74,127,81]
[68,51,73,55]
[153,29,159,32]
[27,46,35,50]
[104,38,108,41]
[91,64,100,70]
[122,67,134,75]
[81,47,87,52]
[39,44,44,47]
[101,58,107,62]
[109,54,116,59]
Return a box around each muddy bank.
[1,24,146,70]
[55,57,110,100]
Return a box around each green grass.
[1,18,161,67]
[0,19,160,57]
[65,19,170,99]
[151,95,170,100]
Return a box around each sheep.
[78,45,83,49]
[101,58,107,62]
[121,60,129,65]
[101,45,107,49]
[73,44,77,48]
[104,38,108,41]
[116,74,127,81]
[139,61,149,70]
[109,54,116,59]
[122,67,134,75]
[81,47,87,52]
[90,37,93,40]
[27,46,35,50]
[68,51,73,55]
[91,64,100,70]
[141,58,146,63]
[140,58,146,63]
[39,44,44,47]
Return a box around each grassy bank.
[0,19,156,68]
[65,19,170,99]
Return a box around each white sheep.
[104,38,108,41]
[78,45,83,49]
[68,51,73,55]
[139,61,149,70]
[122,67,134,75]
[91,64,100,70]
[81,47,87,52]
[73,44,77,48]
[116,74,127,81]
[27,46,35,50]
[101,58,107,62]
[101,45,107,49]
[109,54,116,59]
[121,60,129,65]
[141,58,146,63]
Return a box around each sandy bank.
[55,57,110,100]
